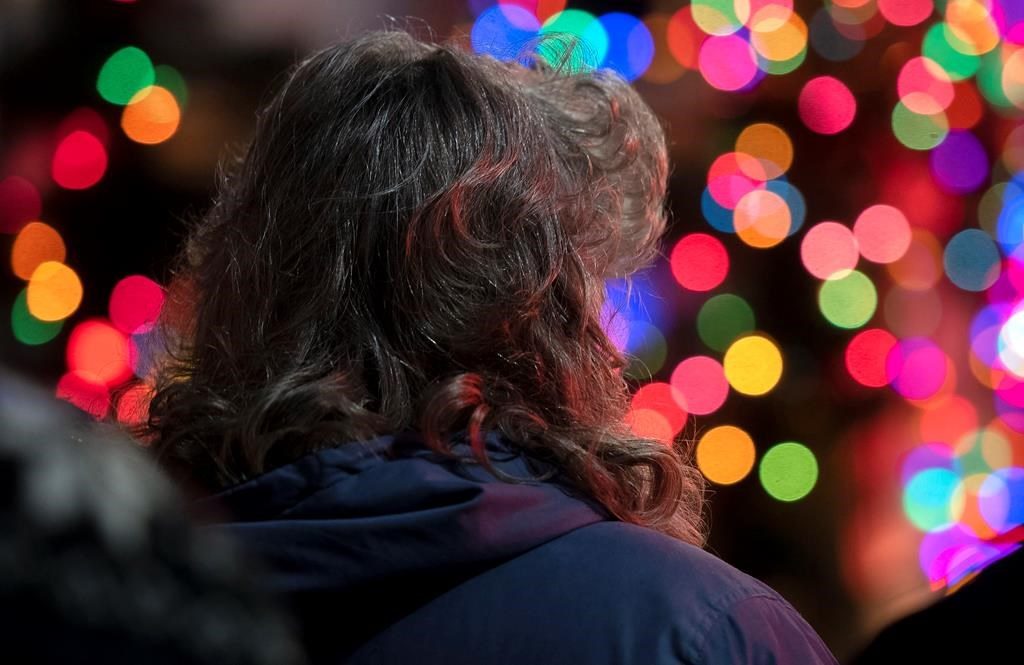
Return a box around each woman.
[145,30,836,664]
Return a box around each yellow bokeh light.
[26,260,82,322]
[723,334,783,396]
[696,425,756,485]
[736,122,793,178]
[122,85,181,145]
[11,221,65,280]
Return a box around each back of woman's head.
[147,29,705,544]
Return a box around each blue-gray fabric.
[206,432,837,664]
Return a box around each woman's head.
[147,30,704,544]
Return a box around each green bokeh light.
[759,442,818,502]
[891,102,949,151]
[921,23,979,81]
[538,10,609,72]
[976,49,1015,110]
[691,0,745,36]
[97,46,155,105]
[697,293,755,352]
[818,270,877,329]
[11,289,62,346]
[624,321,668,381]
[759,46,806,76]
[154,64,188,109]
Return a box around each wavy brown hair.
[145,30,705,544]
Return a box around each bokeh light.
[734,189,792,248]
[96,46,155,105]
[697,293,756,352]
[599,13,654,81]
[944,228,1001,291]
[66,319,133,387]
[691,0,747,37]
[979,467,1024,533]
[471,5,540,60]
[707,151,767,210]
[887,337,949,401]
[887,229,944,290]
[854,205,911,264]
[801,221,858,279]
[878,0,933,28]
[670,233,729,291]
[538,9,609,70]
[26,261,82,322]
[735,122,793,178]
[723,334,783,396]
[51,130,108,190]
[0,176,41,235]
[845,328,898,388]
[798,76,857,134]
[929,130,989,194]
[891,101,949,150]
[116,381,153,427]
[923,21,980,81]
[697,425,756,485]
[759,441,818,501]
[818,269,877,329]
[122,86,182,145]
[698,35,758,91]
[56,371,110,419]
[11,222,65,281]
[629,381,688,443]
[10,289,62,346]
[898,56,953,115]
[671,355,728,415]
[108,275,165,334]
[154,64,189,108]
[904,467,965,531]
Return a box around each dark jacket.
[206,432,837,664]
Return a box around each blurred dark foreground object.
[852,544,1023,663]
[0,371,305,665]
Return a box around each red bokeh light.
[798,76,857,135]
[51,130,107,190]
[878,0,933,27]
[109,274,165,334]
[670,356,729,415]
[66,319,133,386]
[670,233,729,292]
[116,382,153,428]
[57,107,110,147]
[0,175,41,234]
[845,328,898,388]
[630,381,688,437]
[56,370,111,419]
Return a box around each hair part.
[144,30,706,545]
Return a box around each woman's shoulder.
[517,521,838,664]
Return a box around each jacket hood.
[202,431,607,658]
